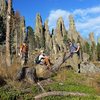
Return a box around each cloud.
[47,6,100,38]
[48,9,70,30]
[73,6,100,16]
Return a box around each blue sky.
[13,0,100,40]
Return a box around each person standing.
[67,40,81,73]
[20,42,28,66]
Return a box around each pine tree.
[97,42,100,61]
[0,16,6,44]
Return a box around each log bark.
[34,91,88,100]
[51,52,71,72]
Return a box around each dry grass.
[1,55,100,95]
[0,59,21,80]
[80,73,100,95]
[93,61,100,68]
[54,69,68,82]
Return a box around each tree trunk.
[16,29,18,57]
[6,0,12,66]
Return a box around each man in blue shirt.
[67,40,81,73]
[67,40,80,57]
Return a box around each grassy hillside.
[0,68,100,100]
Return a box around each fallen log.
[34,91,89,100]
[51,52,71,72]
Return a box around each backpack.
[21,44,28,53]
[35,55,40,64]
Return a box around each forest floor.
[0,57,100,99]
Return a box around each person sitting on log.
[35,50,51,69]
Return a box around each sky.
[13,0,100,40]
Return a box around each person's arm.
[74,43,80,53]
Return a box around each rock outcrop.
[68,15,80,42]
[44,20,52,54]
[89,32,97,61]
[80,62,100,74]
[0,0,7,16]
[89,32,95,44]
[19,16,26,44]
[34,13,45,48]
[55,17,67,52]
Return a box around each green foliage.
[31,85,39,94]
[42,70,99,100]
[0,70,100,100]
[0,85,40,100]
[0,16,6,44]
[45,81,96,94]
[83,42,92,60]
[0,88,21,100]
[97,43,100,61]
[63,34,68,44]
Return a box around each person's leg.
[44,57,51,70]
[72,54,79,72]
[21,53,25,66]
[45,57,50,66]
[25,53,28,65]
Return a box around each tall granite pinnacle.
[20,16,26,44]
[89,32,97,61]
[55,17,67,52]
[89,32,95,44]
[0,0,7,16]
[44,20,52,53]
[34,13,45,48]
[68,14,80,42]
[69,14,76,32]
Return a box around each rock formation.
[80,53,100,73]
[34,13,45,48]
[0,0,7,16]
[19,16,26,44]
[89,32,95,44]
[68,15,80,42]
[89,32,97,61]
[52,35,58,54]
[55,17,67,52]
[44,20,52,54]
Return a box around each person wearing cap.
[37,50,51,69]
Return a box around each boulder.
[82,53,89,62]
[80,62,100,74]
[35,64,52,78]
